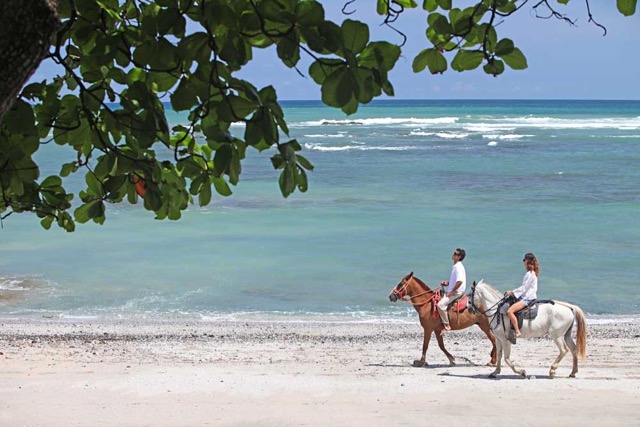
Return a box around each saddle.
[437,290,468,313]
[450,294,469,313]
[500,299,555,330]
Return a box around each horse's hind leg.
[549,335,570,378]
[435,333,456,366]
[564,328,579,378]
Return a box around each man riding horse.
[437,248,466,335]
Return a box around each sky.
[33,1,640,101]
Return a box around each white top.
[514,270,538,300]
[447,261,466,294]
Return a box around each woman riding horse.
[470,279,587,378]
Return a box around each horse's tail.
[554,300,588,360]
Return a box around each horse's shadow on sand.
[366,362,480,369]
[438,372,553,381]
[366,363,553,380]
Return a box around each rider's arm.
[448,280,463,296]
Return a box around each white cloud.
[451,82,475,93]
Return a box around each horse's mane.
[412,276,434,292]
[478,280,503,298]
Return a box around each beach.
[1,319,639,426]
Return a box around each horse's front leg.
[435,332,456,366]
[489,338,503,378]
[503,340,527,377]
[477,318,497,366]
[413,328,432,367]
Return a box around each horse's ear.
[409,271,414,278]
[473,280,477,286]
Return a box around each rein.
[469,283,510,329]
[393,277,441,316]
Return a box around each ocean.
[1,99,639,322]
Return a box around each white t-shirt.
[514,270,538,300]
[447,262,466,294]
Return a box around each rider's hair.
[523,252,540,276]
[455,248,466,261]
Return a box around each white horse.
[469,280,587,378]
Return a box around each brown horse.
[389,272,497,367]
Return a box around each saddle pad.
[451,295,468,312]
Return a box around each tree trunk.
[0,0,59,124]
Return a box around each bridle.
[469,281,511,327]
[391,275,440,308]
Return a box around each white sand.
[1,319,639,426]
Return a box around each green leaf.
[358,42,401,72]
[377,0,389,14]
[198,177,212,206]
[495,38,515,56]
[449,8,473,34]
[451,49,484,71]
[341,19,369,55]
[296,167,308,192]
[341,96,359,115]
[483,59,505,76]
[40,216,55,230]
[321,68,352,108]
[423,0,437,12]
[413,48,447,74]
[617,0,637,16]
[85,172,105,197]
[74,200,105,224]
[171,79,198,111]
[295,1,324,26]
[394,0,418,6]
[277,36,301,67]
[60,162,78,177]
[427,13,452,36]
[296,154,314,171]
[3,100,35,134]
[309,59,344,85]
[213,177,232,196]
[218,96,257,121]
[279,165,295,197]
[67,119,92,149]
[317,21,342,53]
[501,47,528,70]
[41,176,62,188]
[213,143,232,177]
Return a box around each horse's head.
[470,279,503,314]
[389,272,414,302]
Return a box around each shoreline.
[3,310,640,324]
[1,318,639,425]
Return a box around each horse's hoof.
[520,370,527,377]
[486,362,496,367]
[412,360,426,368]
[449,360,457,367]
[569,373,576,378]
[489,373,497,379]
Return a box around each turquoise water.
[1,100,639,320]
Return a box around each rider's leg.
[507,300,526,336]
[436,295,452,333]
